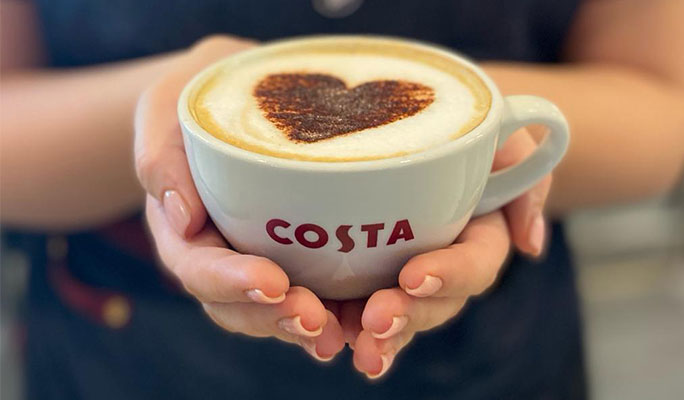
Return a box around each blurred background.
[3,182,683,398]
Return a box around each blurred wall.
[567,178,684,399]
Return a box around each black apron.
[16,0,585,398]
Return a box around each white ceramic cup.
[178,36,570,300]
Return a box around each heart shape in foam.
[253,73,435,143]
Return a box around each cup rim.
[177,34,504,172]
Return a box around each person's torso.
[35,0,579,67]
[18,1,587,398]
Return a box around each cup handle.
[473,95,570,216]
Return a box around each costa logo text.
[266,219,415,253]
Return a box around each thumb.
[134,86,206,238]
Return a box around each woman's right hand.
[135,35,345,361]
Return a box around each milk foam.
[193,49,490,161]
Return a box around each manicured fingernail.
[365,352,395,380]
[299,338,334,362]
[278,315,323,337]
[163,190,190,237]
[528,213,545,256]
[405,275,443,297]
[245,289,285,304]
[372,316,408,339]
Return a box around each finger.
[299,310,346,362]
[361,288,466,340]
[147,195,289,303]
[398,212,510,298]
[504,175,552,256]
[203,286,328,340]
[492,128,552,256]
[134,81,206,238]
[356,289,468,378]
[491,128,537,171]
[352,329,415,379]
[338,299,365,348]
[134,36,255,238]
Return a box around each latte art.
[190,38,491,161]
[254,73,435,142]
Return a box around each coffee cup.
[178,35,569,299]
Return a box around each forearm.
[1,53,179,231]
[483,62,684,216]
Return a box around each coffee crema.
[190,38,492,162]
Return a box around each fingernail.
[365,352,396,380]
[299,338,334,362]
[278,315,323,338]
[163,190,190,237]
[528,213,545,256]
[245,289,286,304]
[405,275,443,297]
[372,316,408,339]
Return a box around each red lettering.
[266,219,293,245]
[268,220,413,250]
[336,225,355,253]
[295,223,328,249]
[386,219,415,245]
[361,223,385,248]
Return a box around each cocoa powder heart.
[253,73,434,142]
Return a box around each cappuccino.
[190,37,491,162]
[179,36,570,298]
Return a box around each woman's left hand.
[340,129,553,378]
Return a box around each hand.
[346,129,553,378]
[135,35,345,361]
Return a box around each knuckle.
[459,249,479,274]
[193,34,231,50]
[412,307,432,330]
[192,34,254,54]
[457,249,495,296]
[396,332,415,350]
[447,298,467,319]
[171,251,191,277]
[136,150,186,198]
[173,254,205,299]
[136,85,157,111]
[134,152,160,188]
[203,304,239,333]
[154,250,177,278]
[176,269,201,298]
[134,87,152,126]
[181,281,202,300]
[473,264,499,295]
[484,269,499,290]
